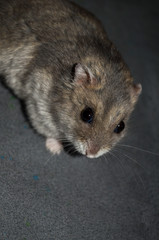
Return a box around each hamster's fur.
[0,0,142,158]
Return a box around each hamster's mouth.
[85,149,109,158]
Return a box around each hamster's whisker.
[107,151,127,177]
[63,143,75,148]
[44,154,54,166]
[113,148,145,170]
[117,144,159,156]
[65,146,78,155]
[112,148,145,188]
[101,153,109,163]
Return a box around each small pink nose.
[86,145,100,156]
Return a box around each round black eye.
[81,107,94,124]
[114,121,125,134]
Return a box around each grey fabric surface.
[0,0,159,239]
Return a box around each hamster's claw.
[46,138,63,155]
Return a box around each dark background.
[0,0,159,239]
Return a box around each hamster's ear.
[130,83,142,104]
[73,63,98,88]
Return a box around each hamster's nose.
[86,145,100,157]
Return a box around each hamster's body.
[0,0,141,158]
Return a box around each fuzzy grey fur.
[0,0,141,158]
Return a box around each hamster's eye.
[81,107,94,124]
[114,121,125,134]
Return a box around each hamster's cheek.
[73,140,87,156]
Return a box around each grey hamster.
[0,0,141,158]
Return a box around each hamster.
[0,0,142,158]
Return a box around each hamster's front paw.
[46,138,63,155]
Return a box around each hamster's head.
[59,63,142,158]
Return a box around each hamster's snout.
[86,144,100,157]
[85,147,109,158]
[75,139,110,158]
[84,141,109,158]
